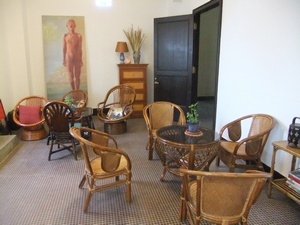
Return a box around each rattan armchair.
[143,101,186,160]
[43,101,81,160]
[216,114,276,172]
[13,95,49,141]
[70,126,132,212]
[179,168,271,225]
[61,89,88,108]
[97,84,136,134]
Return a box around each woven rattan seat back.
[143,101,186,160]
[61,89,88,108]
[97,84,136,134]
[70,126,132,212]
[13,95,49,141]
[216,114,276,172]
[179,168,271,225]
[43,101,79,160]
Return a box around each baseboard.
[263,163,284,179]
[197,96,215,101]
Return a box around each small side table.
[268,141,300,204]
[74,107,94,129]
[74,107,94,139]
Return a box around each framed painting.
[42,16,87,100]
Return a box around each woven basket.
[104,121,127,135]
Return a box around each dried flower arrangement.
[123,25,145,52]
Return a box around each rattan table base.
[104,121,127,135]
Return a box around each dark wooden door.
[154,14,194,112]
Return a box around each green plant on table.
[186,102,199,124]
[64,96,75,107]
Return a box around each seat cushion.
[107,107,129,120]
[19,105,41,124]
[220,141,247,156]
[91,155,128,175]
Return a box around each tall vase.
[133,50,141,64]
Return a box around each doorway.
[193,0,222,130]
[153,0,222,129]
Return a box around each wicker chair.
[179,168,271,225]
[13,95,49,141]
[143,101,186,160]
[61,89,88,108]
[97,84,136,135]
[216,114,276,172]
[69,126,132,212]
[43,101,81,160]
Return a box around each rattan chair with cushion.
[216,114,276,172]
[97,84,136,135]
[13,95,49,141]
[179,168,271,225]
[61,89,88,109]
[143,101,186,160]
[43,101,81,160]
[69,126,132,212]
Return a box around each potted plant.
[186,102,200,132]
[64,96,76,110]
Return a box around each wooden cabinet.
[118,64,148,118]
[268,141,300,204]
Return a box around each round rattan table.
[155,125,220,180]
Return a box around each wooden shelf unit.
[268,141,300,204]
[118,64,148,118]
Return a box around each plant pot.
[187,122,200,133]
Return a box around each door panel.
[154,76,188,106]
[154,15,194,112]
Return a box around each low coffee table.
[155,125,220,181]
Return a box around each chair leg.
[72,140,77,160]
[126,181,131,203]
[160,166,167,181]
[48,138,54,161]
[215,156,220,166]
[79,175,86,188]
[83,192,93,213]
[179,200,187,222]
[148,138,153,160]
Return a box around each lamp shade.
[115,42,129,53]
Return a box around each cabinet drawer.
[133,104,144,112]
[136,93,144,101]
[126,82,144,90]
[123,71,144,79]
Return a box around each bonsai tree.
[187,102,199,124]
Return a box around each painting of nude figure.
[42,16,87,100]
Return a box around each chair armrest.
[97,101,105,111]
[219,115,253,141]
[232,132,266,156]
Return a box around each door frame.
[193,0,223,130]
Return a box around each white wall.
[0,0,207,111]
[217,0,300,176]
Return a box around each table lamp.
[115,42,129,64]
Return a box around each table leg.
[268,145,279,198]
